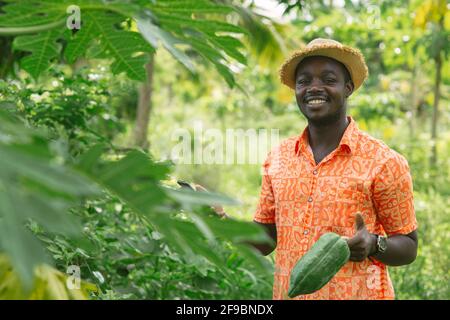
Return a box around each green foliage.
[0,69,126,156]
[0,108,99,288]
[390,191,450,299]
[0,73,274,297]
[75,145,272,277]
[66,11,154,81]
[34,196,272,299]
[0,0,247,86]
[13,30,63,79]
[0,0,449,301]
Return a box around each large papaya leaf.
[0,0,248,86]
[0,0,68,78]
[12,30,63,80]
[0,0,150,80]
[66,11,154,81]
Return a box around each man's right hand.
[192,183,228,218]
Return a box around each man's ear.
[345,81,354,98]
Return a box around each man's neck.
[307,115,349,151]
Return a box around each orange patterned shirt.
[254,116,418,300]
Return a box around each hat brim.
[279,43,368,91]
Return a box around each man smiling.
[252,38,419,300]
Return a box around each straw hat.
[279,38,369,91]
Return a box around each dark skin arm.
[249,221,277,256]
[347,213,418,266]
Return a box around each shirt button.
[308,196,313,202]
[313,170,318,175]
[304,230,309,235]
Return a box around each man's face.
[295,56,354,126]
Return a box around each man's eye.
[325,78,337,83]
[297,79,308,85]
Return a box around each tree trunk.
[0,37,14,79]
[134,54,155,149]
[430,16,444,168]
[407,65,417,160]
[430,52,442,168]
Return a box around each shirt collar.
[295,116,358,156]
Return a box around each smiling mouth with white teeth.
[305,97,328,106]
[308,99,327,105]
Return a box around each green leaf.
[64,19,97,64]
[0,187,48,289]
[149,0,234,15]
[235,244,274,276]
[200,215,273,244]
[0,110,99,288]
[13,30,62,79]
[0,144,98,197]
[154,12,247,35]
[77,148,171,214]
[136,17,196,72]
[1,0,246,84]
[151,214,230,277]
[0,0,67,27]
[208,35,247,65]
[167,188,240,207]
[81,11,155,81]
[187,36,236,87]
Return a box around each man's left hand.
[346,213,377,262]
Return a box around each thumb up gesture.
[346,213,377,262]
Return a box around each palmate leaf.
[1,0,248,86]
[13,30,62,79]
[0,0,67,78]
[66,11,155,81]
[1,0,151,81]
[64,19,97,64]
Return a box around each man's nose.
[306,79,325,94]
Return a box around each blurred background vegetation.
[0,0,448,299]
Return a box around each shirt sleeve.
[253,152,276,224]
[372,152,418,236]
